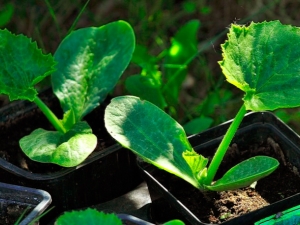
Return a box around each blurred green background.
[1,0,300,134]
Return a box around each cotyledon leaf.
[219,20,300,111]
[104,95,208,189]
[0,29,56,101]
[206,156,279,191]
[19,121,97,167]
[52,20,135,122]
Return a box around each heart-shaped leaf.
[219,20,300,111]
[206,156,279,191]
[19,121,97,167]
[52,20,135,122]
[0,29,56,101]
[104,96,208,189]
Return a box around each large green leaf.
[0,29,56,101]
[219,20,300,111]
[52,20,135,122]
[104,96,207,189]
[206,156,279,191]
[19,121,97,167]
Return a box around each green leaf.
[183,116,213,135]
[125,74,167,109]
[219,20,300,111]
[163,220,186,225]
[60,109,76,131]
[52,20,135,122]
[163,20,200,106]
[131,44,157,66]
[0,3,14,27]
[0,29,56,101]
[182,151,208,183]
[55,208,122,225]
[19,122,97,167]
[206,156,279,191]
[104,96,207,189]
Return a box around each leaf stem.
[205,104,247,185]
[34,96,66,133]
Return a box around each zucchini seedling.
[0,20,135,167]
[104,21,300,191]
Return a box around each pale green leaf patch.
[20,121,97,167]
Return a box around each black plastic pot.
[138,112,300,225]
[0,92,142,223]
[118,214,155,225]
[0,182,51,225]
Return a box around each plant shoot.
[0,20,135,167]
[104,21,300,191]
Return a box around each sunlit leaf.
[52,20,135,121]
[55,208,122,225]
[206,156,279,191]
[104,96,207,189]
[219,20,300,111]
[0,29,56,101]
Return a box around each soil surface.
[0,203,33,225]
[149,138,300,224]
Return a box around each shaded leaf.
[183,116,213,135]
[125,74,167,109]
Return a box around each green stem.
[205,104,247,185]
[34,96,66,133]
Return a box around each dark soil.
[149,138,300,224]
[0,203,34,225]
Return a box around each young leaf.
[55,208,122,225]
[104,96,207,189]
[52,20,135,122]
[219,20,300,111]
[0,29,56,101]
[19,121,97,167]
[206,156,279,191]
